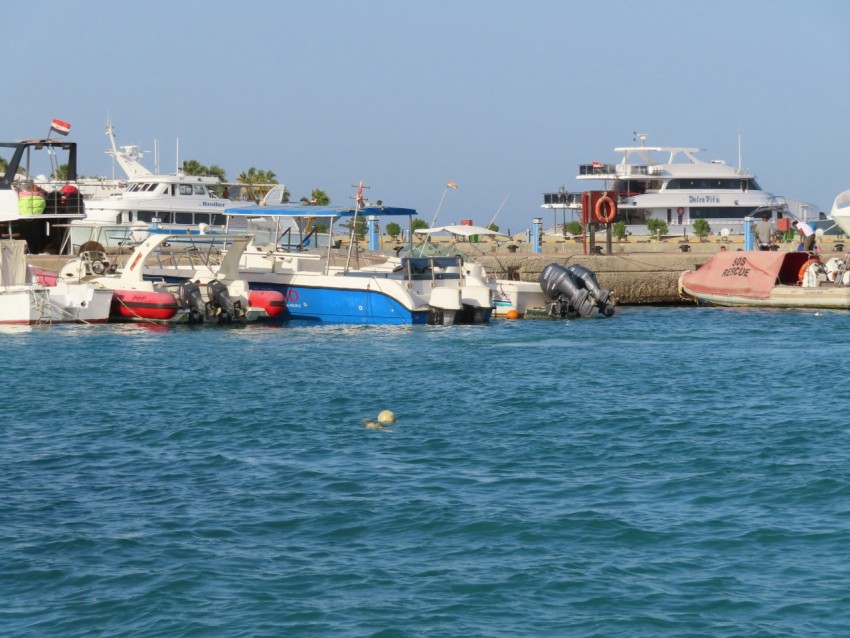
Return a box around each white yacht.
[544,134,819,236]
[67,126,264,251]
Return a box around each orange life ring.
[798,258,821,282]
[594,195,616,223]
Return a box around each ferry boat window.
[143,183,157,192]
[178,184,193,196]
[743,179,761,191]
[175,212,193,224]
[648,180,663,190]
[667,178,753,190]
[690,207,759,220]
[137,211,155,222]
[211,214,226,225]
[194,185,206,195]
[195,213,211,224]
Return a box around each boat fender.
[594,194,616,223]
[798,258,821,283]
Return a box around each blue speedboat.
[144,199,493,326]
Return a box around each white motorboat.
[1,240,112,324]
[411,224,552,317]
[829,189,850,235]
[143,202,494,325]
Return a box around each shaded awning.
[414,224,508,238]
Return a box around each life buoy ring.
[594,195,616,223]
[798,258,821,283]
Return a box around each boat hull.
[680,250,850,309]
[111,290,181,321]
[248,282,429,325]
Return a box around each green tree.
[0,157,8,174]
[411,218,429,232]
[181,159,208,176]
[692,218,711,241]
[385,221,401,239]
[237,167,278,198]
[647,219,669,238]
[300,188,330,205]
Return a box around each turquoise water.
[3,307,850,637]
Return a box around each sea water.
[2,307,850,637]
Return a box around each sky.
[4,0,849,234]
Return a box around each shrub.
[647,219,669,237]
[564,221,583,236]
[612,220,627,240]
[693,218,711,241]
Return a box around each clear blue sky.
[4,0,849,234]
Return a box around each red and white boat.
[679,249,850,309]
[57,232,284,323]
[0,240,112,324]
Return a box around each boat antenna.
[430,181,457,228]
[737,130,742,171]
[487,193,510,229]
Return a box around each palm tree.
[0,157,8,176]
[300,188,330,205]
[237,167,278,199]
[181,159,207,176]
[52,164,69,181]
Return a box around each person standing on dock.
[754,212,774,250]
[792,220,816,253]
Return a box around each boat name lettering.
[286,289,300,303]
[721,257,750,278]
[688,195,720,204]
[201,201,227,208]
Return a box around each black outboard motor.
[207,279,242,324]
[539,263,596,317]
[178,281,208,323]
[567,264,616,317]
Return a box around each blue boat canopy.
[224,204,417,218]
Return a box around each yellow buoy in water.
[377,410,396,424]
[505,309,521,319]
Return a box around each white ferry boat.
[543,134,819,236]
[67,126,265,252]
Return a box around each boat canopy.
[224,204,417,218]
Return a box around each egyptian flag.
[50,119,71,136]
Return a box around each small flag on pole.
[50,119,71,136]
[447,181,458,189]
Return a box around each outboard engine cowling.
[566,264,616,316]
[539,263,595,317]
[178,281,207,323]
[207,279,241,323]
